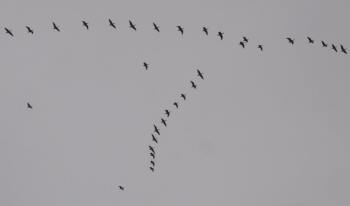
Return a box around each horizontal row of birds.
[147,69,204,174]
[2,19,348,54]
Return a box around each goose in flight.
[153,22,160,32]
[202,27,208,35]
[26,26,34,34]
[150,152,155,159]
[149,146,155,154]
[4,27,13,37]
[82,20,89,30]
[190,81,197,89]
[149,166,154,172]
[307,37,314,44]
[108,19,116,29]
[152,134,158,143]
[173,102,179,109]
[154,125,160,135]
[177,25,184,35]
[27,102,33,109]
[239,41,245,48]
[332,44,338,52]
[180,93,186,100]
[340,44,347,54]
[321,41,328,47]
[218,31,223,40]
[243,36,249,43]
[161,118,167,127]
[165,109,170,117]
[197,69,204,80]
[258,44,263,51]
[129,20,137,31]
[52,22,60,32]
[150,160,155,167]
[143,62,149,70]
[286,37,294,44]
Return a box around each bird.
[143,62,149,70]
[108,19,116,29]
[82,20,89,30]
[243,36,249,43]
[177,25,184,35]
[118,186,125,191]
[129,20,137,31]
[307,37,314,44]
[150,152,155,159]
[202,27,208,35]
[153,22,160,32]
[286,37,294,44]
[154,125,160,135]
[152,134,158,143]
[258,44,263,51]
[332,44,338,52]
[150,160,155,167]
[149,166,154,172]
[190,81,197,89]
[197,69,204,80]
[340,44,347,54]
[173,102,179,109]
[218,31,223,40]
[321,41,328,47]
[149,146,155,154]
[52,22,60,32]
[26,26,34,34]
[4,27,13,37]
[27,102,33,109]
[161,118,167,127]
[165,109,170,117]
[239,41,245,48]
[180,93,186,100]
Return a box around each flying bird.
[321,41,328,47]
[197,69,204,80]
[129,20,137,31]
[161,118,167,127]
[340,44,347,54]
[143,62,149,70]
[108,19,116,29]
[173,102,179,109]
[152,134,158,143]
[118,186,125,191]
[165,109,170,117]
[202,27,208,35]
[218,31,223,40]
[239,41,245,48]
[26,26,34,34]
[332,44,338,52]
[27,102,33,109]
[154,125,160,135]
[243,36,249,43]
[258,44,263,51]
[52,22,60,32]
[180,93,186,100]
[4,27,13,37]
[149,146,155,154]
[153,22,160,32]
[150,152,155,159]
[190,81,197,89]
[286,37,294,44]
[82,20,89,30]
[149,166,154,172]
[307,37,314,44]
[177,25,184,35]
[150,160,155,167]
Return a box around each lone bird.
[152,134,158,143]
[243,36,249,43]
[108,19,116,29]
[202,27,208,35]
[129,20,137,31]
[118,186,125,191]
[190,81,197,89]
[143,62,149,70]
[82,20,89,30]
[180,93,186,100]
[161,118,167,127]
[197,69,204,80]
[340,44,347,54]
[258,44,263,51]
[154,125,160,135]
[177,25,184,35]
[153,22,160,32]
[149,146,155,154]
[52,22,60,32]
[165,109,170,117]
[149,166,154,172]
[307,37,314,44]
[321,41,328,47]
[150,160,155,167]
[150,152,155,159]
[218,31,223,40]
[332,44,338,52]
[26,26,34,34]
[173,102,179,109]
[286,37,294,45]
[239,41,245,48]
[27,102,33,109]
[4,27,13,37]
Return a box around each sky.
[0,0,350,205]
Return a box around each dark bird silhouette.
[129,20,137,31]
[82,20,89,30]
[173,102,179,109]
[143,62,149,70]
[177,25,184,35]
[202,27,208,35]
[154,125,160,135]
[161,118,167,127]
[321,41,328,47]
[150,152,155,159]
[153,22,160,32]
[149,166,154,172]
[149,146,155,154]
[152,134,158,143]
[218,31,223,40]
[239,41,245,48]
[286,37,294,44]
[27,102,33,109]
[190,81,197,89]
[150,160,155,167]
[52,22,60,32]
[165,109,170,117]
[332,44,338,52]
[118,186,125,190]
[180,93,186,100]
[197,69,204,80]
[307,37,314,44]
[108,19,116,29]
[258,44,263,51]
[4,27,13,37]
[26,26,34,34]
[243,36,249,43]
[340,44,347,54]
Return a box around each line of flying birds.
[3,19,348,54]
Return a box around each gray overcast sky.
[1,0,350,205]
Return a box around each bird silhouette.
[177,25,184,35]
[239,41,245,48]
[161,118,167,127]
[4,27,13,37]
[243,36,249,43]
[27,102,33,109]
[332,44,338,52]
[202,27,208,35]
[173,102,179,109]
[258,45,263,51]
[52,22,60,32]
[108,19,116,29]
[149,146,155,154]
[26,26,34,34]
[153,22,160,32]
[190,81,197,89]
[154,125,160,135]
[197,69,204,80]
[118,186,125,190]
[165,109,170,117]
[180,93,186,100]
[150,152,155,159]
[218,31,223,40]
[149,166,154,172]
[152,134,158,143]
[321,41,328,47]
[82,20,89,30]
[340,44,347,54]
[129,20,137,31]
[286,37,294,44]
[143,62,149,70]
[150,160,155,167]
[307,37,314,44]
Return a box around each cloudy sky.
[1,0,349,205]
